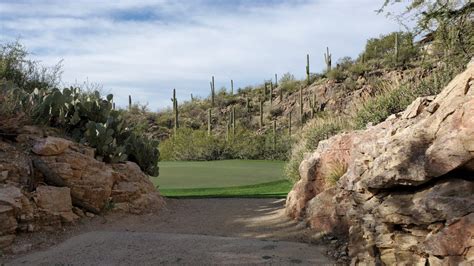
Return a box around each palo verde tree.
[380,0,473,68]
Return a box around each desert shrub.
[159,128,220,161]
[349,62,370,77]
[354,66,456,129]
[0,42,62,92]
[361,31,419,68]
[325,160,348,185]
[279,72,300,93]
[285,115,350,182]
[269,106,284,118]
[326,68,347,82]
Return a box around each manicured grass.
[152,160,291,198]
[160,180,293,198]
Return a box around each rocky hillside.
[285,59,474,264]
[0,129,164,253]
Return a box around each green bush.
[160,126,291,161]
[0,42,61,92]
[326,68,347,82]
[354,67,456,129]
[361,31,419,68]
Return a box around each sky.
[0,0,408,110]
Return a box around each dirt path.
[4,198,334,265]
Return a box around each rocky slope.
[286,59,474,265]
[0,130,164,252]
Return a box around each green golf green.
[151,160,292,198]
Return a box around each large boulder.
[286,61,474,264]
[38,144,115,212]
[111,162,164,214]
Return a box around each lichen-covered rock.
[286,61,474,264]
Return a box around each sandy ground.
[3,198,334,265]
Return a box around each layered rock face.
[0,135,164,251]
[286,61,474,265]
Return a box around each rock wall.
[0,135,164,252]
[286,60,474,265]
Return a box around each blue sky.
[0,0,408,110]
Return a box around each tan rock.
[34,185,78,225]
[32,137,71,156]
[111,162,164,214]
[39,148,115,211]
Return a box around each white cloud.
[1,0,409,110]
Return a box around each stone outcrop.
[286,61,474,264]
[0,135,164,252]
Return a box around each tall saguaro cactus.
[210,76,215,106]
[207,108,212,136]
[231,80,234,96]
[275,73,278,87]
[299,87,304,125]
[306,54,310,85]
[128,95,132,110]
[171,89,179,134]
[259,100,264,129]
[324,47,332,72]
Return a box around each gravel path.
[4,198,333,265]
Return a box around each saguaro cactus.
[299,87,304,124]
[246,97,250,112]
[231,80,234,95]
[128,95,132,110]
[272,120,276,150]
[324,47,332,72]
[275,73,278,87]
[174,99,179,134]
[211,76,215,106]
[306,54,310,85]
[259,100,264,129]
[207,108,212,136]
